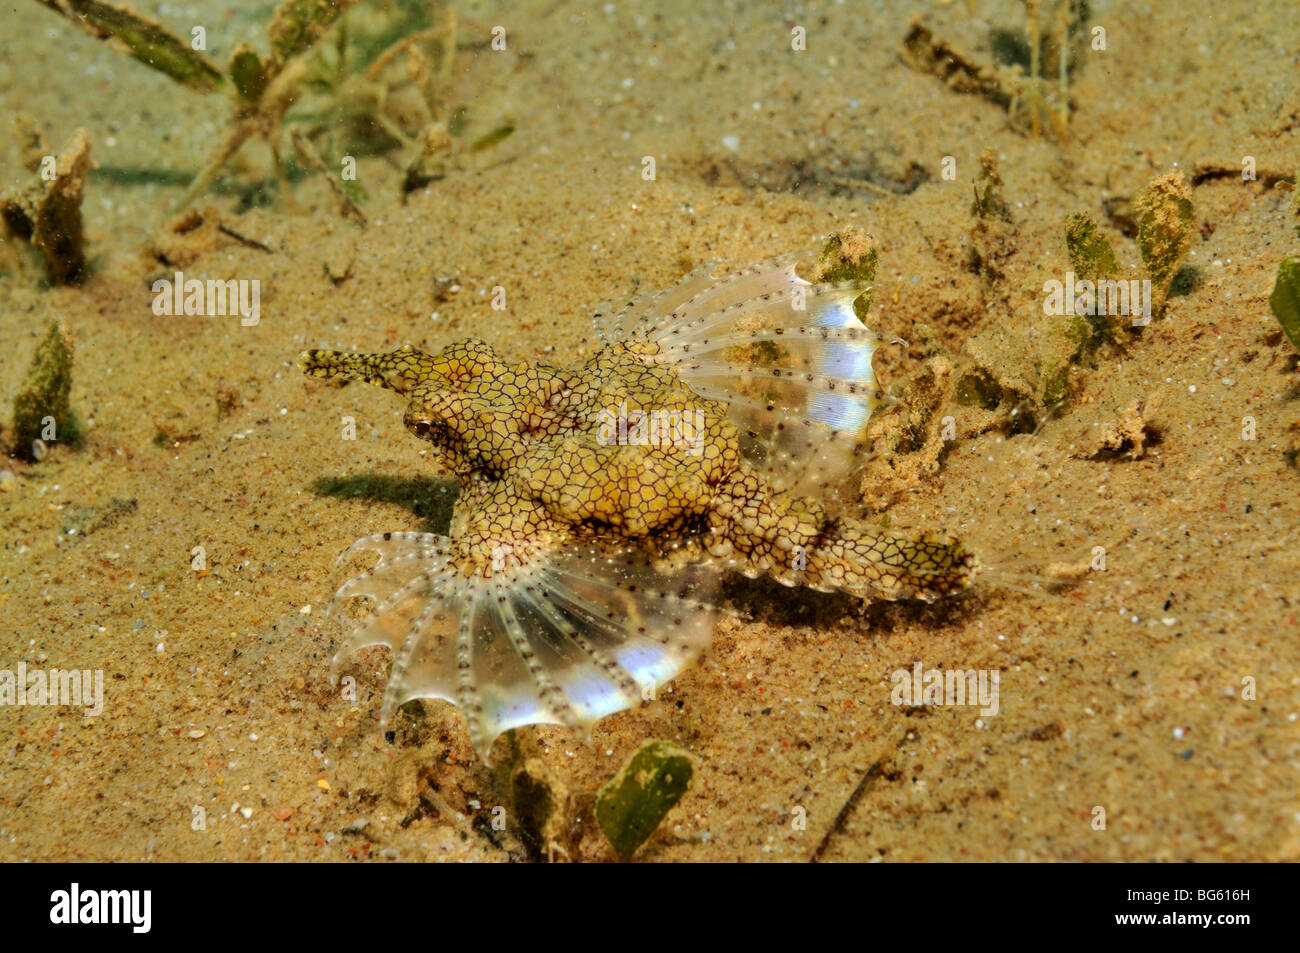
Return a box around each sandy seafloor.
[1,0,1297,862]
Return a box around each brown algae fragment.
[955,308,1089,429]
[215,386,242,420]
[810,225,878,317]
[13,114,48,172]
[1002,0,1089,140]
[178,0,361,208]
[1,128,93,284]
[36,0,361,211]
[969,149,1016,288]
[11,321,76,459]
[901,19,1015,110]
[37,0,506,214]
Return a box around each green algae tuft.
[11,321,76,460]
[1268,256,1300,353]
[1135,170,1195,318]
[813,226,878,317]
[41,0,225,93]
[267,0,356,70]
[1064,211,1120,341]
[1065,212,1118,281]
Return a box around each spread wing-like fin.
[329,532,720,763]
[631,253,895,499]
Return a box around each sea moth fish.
[299,248,975,762]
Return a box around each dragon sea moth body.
[299,250,976,762]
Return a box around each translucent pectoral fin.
[329,533,720,763]
[638,253,894,499]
